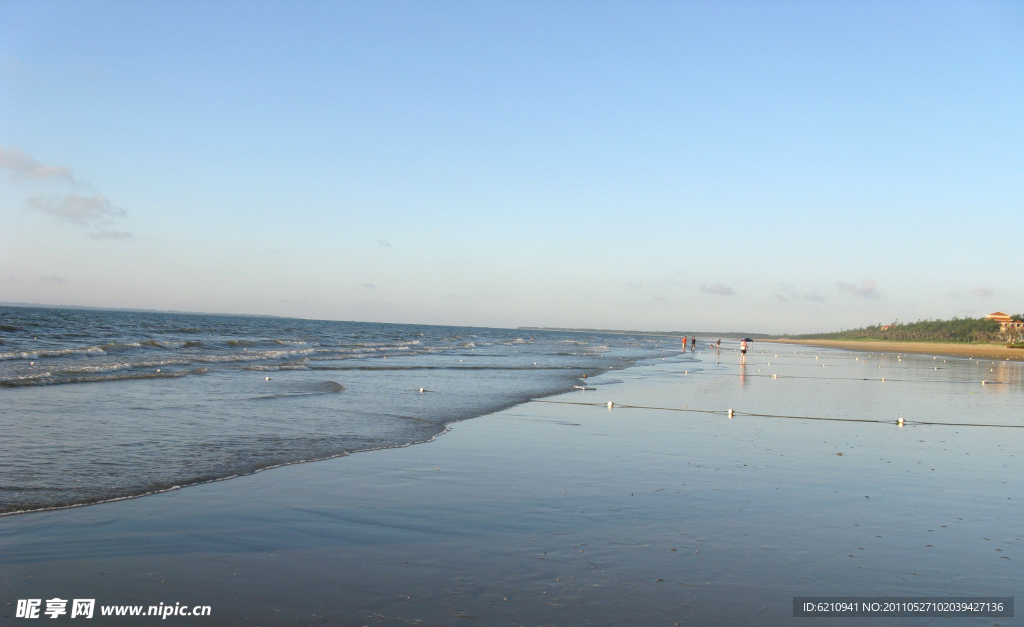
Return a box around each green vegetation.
[793,317,1007,343]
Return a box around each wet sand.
[2,347,1022,626]
[768,338,1024,361]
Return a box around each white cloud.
[970,287,993,298]
[27,192,126,227]
[377,239,392,248]
[837,279,879,299]
[700,283,735,296]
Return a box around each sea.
[0,306,680,515]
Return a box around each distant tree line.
[791,317,1016,343]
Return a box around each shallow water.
[0,306,676,514]
[2,343,1020,626]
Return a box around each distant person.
[716,339,721,348]
[691,337,696,352]
[740,339,748,363]
[682,336,688,351]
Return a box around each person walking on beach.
[740,338,748,363]
[682,336,688,351]
[691,337,696,352]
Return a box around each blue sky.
[1,1,1021,333]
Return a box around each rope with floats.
[531,399,1024,429]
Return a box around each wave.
[0,372,54,385]
[193,348,315,363]
[243,361,310,371]
[61,362,134,375]
[128,357,193,368]
[0,421,452,518]
[251,380,346,400]
[1,369,200,388]
[0,346,107,360]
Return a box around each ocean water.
[0,306,677,515]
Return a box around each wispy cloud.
[770,284,827,303]
[3,146,131,239]
[27,193,125,227]
[359,283,377,289]
[775,290,826,303]
[700,283,735,296]
[970,287,993,298]
[377,239,392,248]
[40,274,67,283]
[837,279,879,299]
[0,146,78,184]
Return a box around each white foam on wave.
[0,371,54,384]
[0,346,107,360]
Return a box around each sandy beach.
[768,339,1024,361]
[3,345,1021,626]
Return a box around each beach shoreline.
[3,346,1021,626]
[766,338,1024,361]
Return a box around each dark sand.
[2,348,1022,626]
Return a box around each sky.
[1,0,1021,334]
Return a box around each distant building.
[987,312,1024,333]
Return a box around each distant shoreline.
[519,327,771,339]
[0,301,285,319]
[767,338,1024,361]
